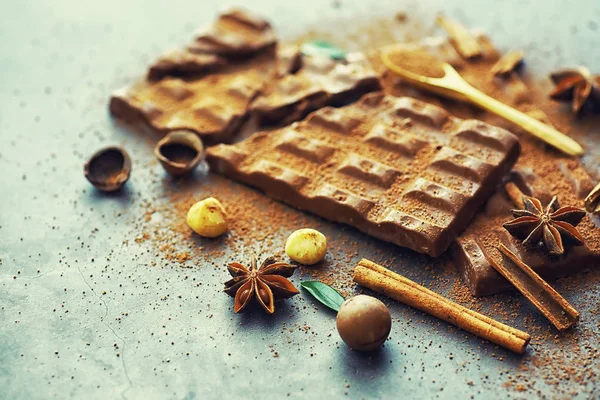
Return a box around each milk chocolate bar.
[148,8,276,81]
[251,53,381,124]
[110,8,277,142]
[110,7,380,143]
[206,92,520,256]
[147,50,227,81]
[187,8,276,57]
[110,68,266,143]
[453,167,600,297]
[110,50,380,143]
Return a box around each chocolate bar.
[110,7,380,143]
[187,8,276,57]
[251,53,381,124]
[147,50,227,81]
[110,68,266,143]
[147,8,276,82]
[453,167,600,297]
[110,8,278,142]
[110,50,380,143]
[206,92,520,256]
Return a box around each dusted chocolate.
[453,168,600,297]
[147,8,276,81]
[147,50,227,81]
[206,92,520,256]
[187,8,276,57]
[110,7,380,143]
[110,69,265,143]
[110,8,278,143]
[251,53,381,124]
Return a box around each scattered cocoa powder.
[117,14,600,397]
[385,47,446,78]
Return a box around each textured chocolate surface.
[453,167,600,297]
[147,50,227,81]
[206,92,520,256]
[109,8,278,143]
[251,53,381,124]
[110,50,380,143]
[110,67,267,143]
[187,8,276,57]
[110,7,380,143]
[147,8,276,81]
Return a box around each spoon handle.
[460,86,584,156]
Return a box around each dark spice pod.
[84,146,131,192]
[154,130,204,177]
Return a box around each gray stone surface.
[1,0,599,399]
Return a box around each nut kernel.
[336,295,391,351]
[186,197,228,238]
[285,228,327,265]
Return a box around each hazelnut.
[336,295,391,351]
[285,228,327,265]
[186,197,228,238]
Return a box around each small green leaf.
[301,281,345,312]
[300,40,346,60]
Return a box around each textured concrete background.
[1,1,599,399]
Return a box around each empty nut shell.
[584,182,600,214]
[84,146,131,192]
[154,130,204,177]
[336,295,392,351]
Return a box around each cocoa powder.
[386,47,446,78]
[126,15,600,397]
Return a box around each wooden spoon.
[381,45,584,157]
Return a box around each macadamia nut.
[336,295,391,351]
[186,197,228,238]
[285,228,327,265]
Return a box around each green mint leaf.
[301,281,345,312]
[300,40,346,60]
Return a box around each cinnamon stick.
[353,259,530,354]
[493,245,579,331]
[504,182,525,208]
[490,50,524,78]
[585,181,600,214]
[436,15,482,59]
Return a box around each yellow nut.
[186,197,228,238]
[285,228,327,265]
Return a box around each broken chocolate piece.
[275,44,302,77]
[207,92,520,257]
[146,8,277,82]
[110,70,265,143]
[147,50,227,81]
[453,168,600,297]
[111,8,278,142]
[251,53,381,124]
[188,8,276,57]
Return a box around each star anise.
[549,67,600,113]
[224,255,299,314]
[502,196,586,255]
